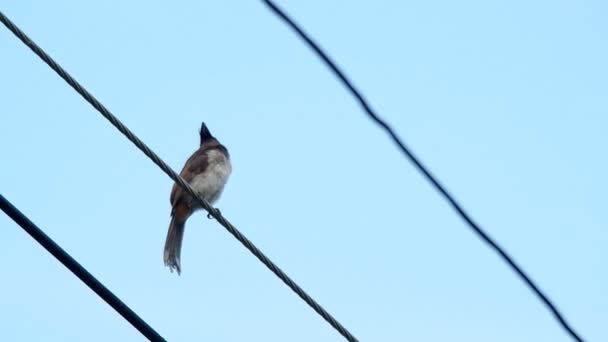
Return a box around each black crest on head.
[199,122,213,144]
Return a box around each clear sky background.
[1,1,606,341]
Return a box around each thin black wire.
[260,1,585,341]
[0,10,358,342]
[0,194,166,342]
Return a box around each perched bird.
[164,122,232,274]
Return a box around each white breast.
[189,149,232,205]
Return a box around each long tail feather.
[164,216,185,275]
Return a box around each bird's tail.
[164,215,186,275]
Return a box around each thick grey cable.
[0,10,358,342]
[260,1,585,341]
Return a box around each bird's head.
[199,122,214,144]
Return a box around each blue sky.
[1,1,606,341]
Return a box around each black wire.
[260,1,585,341]
[0,10,358,342]
[0,194,166,342]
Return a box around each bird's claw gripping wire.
[207,208,221,219]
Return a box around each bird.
[164,122,232,275]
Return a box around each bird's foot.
[207,208,221,219]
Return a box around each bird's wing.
[170,148,209,209]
